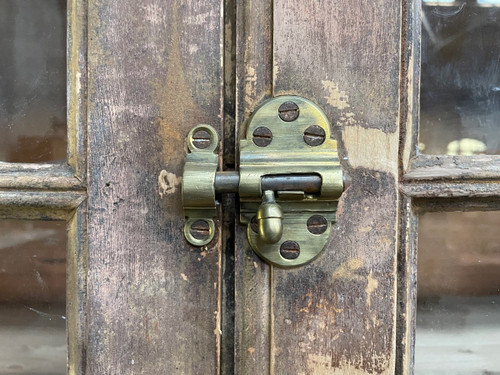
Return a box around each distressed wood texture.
[234,0,273,373]
[405,155,500,181]
[87,1,223,373]
[269,1,402,373]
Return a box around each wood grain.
[405,155,500,181]
[86,0,223,373]
[234,0,273,373]
[271,1,402,373]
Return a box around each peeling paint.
[342,126,399,173]
[331,257,364,282]
[301,353,390,375]
[158,170,182,198]
[244,66,257,111]
[322,80,350,110]
[366,271,379,309]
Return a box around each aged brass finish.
[182,124,219,246]
[256,190,283,244]
[182,96,344,267]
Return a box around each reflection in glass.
[416,211,500,374]
[0,221,66,374]
[0,0,67,162]
[420,1,500,155]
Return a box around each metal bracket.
[181,96,345,267]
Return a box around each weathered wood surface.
[234,0,273,374]
[87,1,223,373]
[269,1,402,373]
[405,155,500,181]
[401,182,500,198]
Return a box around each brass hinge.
[181,96,346,267]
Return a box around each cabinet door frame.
[1,1,498,374]
[397,1,500,373]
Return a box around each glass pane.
[419,1,500,155]
[416,211,500,374]
[0,0,67,162]
[0,220,66,374]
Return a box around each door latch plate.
[239,96,342,267]
[181,96,344,267]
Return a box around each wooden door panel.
[234,0,273,374]
[87,1,223,373]
[235,1,402,373]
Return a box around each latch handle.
[256,190,283,244]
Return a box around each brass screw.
[280,241,300,259]
[250,216,259,233]
[189,219,211,240]
[192,129,212,149]
[303,125,325,146]
[252,126,273,147]
[307,215,328,234]
[278,101,299,122]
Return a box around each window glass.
[0,220,66,374]
[420,1,500,155]
[0,0,67,162]
[416,211,500,374]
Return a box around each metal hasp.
[181,96,345,267]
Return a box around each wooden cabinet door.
[232,1,402,374]
[86,0,402,373]
[84,0,499,374]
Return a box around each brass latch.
[182,96,346,267]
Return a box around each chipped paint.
[301,353,391,375]
[331,257,364,282]
[244,66,257,111]
[158,170,182,198]
[366,271,379,309]
[322,80,350,110]
[342,126,399,173]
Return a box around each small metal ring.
[184,218,216,246]
[187,124,219,153]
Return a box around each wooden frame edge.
[67,0,88,183]
[67,201,88,375]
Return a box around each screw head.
[303,125,326,146]
[250,216,259,233]
[278,101,299,122]
[189,219,211,240]
[280,241,300,260]
[192,129,212,149]
[252,126,273,147]
[307,215,328,235]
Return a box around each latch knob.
[256,190,283,244]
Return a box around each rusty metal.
[303,125,326,146]
[278,101,299,122]
[307,215,328,234]
[280,241,300,259]
[252,126,273,147]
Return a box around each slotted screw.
[250,216,259,233]
[252,126,273,147]
[303,125,325,146]
[280,241,300,260]
[192,129,212,149]
[189,219,211,240]
[307,215,328,235]
[278,101,299,122]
